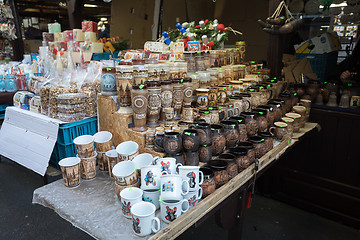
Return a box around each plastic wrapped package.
[73,29,85,41]
[57,112,86,122]
[57,93,86,105]
[85,32,97,42]
[48,86,78,118]
[0,75,5,92]
[48,23,61,34]
[54,32,65,42]
[64,30,73,42]
[82,21,98,33]
[57,103,86,114]
[40,86,51,115]
[80,80,101,117]
[42,32,54,42]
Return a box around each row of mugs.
[121,187,202,236]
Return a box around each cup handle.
[181,180,190,195]
[269,126,275,135]
[199,171,204,185]
[153,156,160,165]
[151,217,161,233]
[154,138,164,152]
[234,107,240,116]
[176,163,182,173]
[198,187,203,199]
[193,108,199,117]
[244,99,251,111]
[161,170,168,175]
[181,199,189,213]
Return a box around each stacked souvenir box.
[43,21,104,54]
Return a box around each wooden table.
[33,120,319,240]
[150,122,319,240]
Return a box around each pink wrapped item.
[64,30,73,41]
[42,32,54,42]
[82,21,98,33]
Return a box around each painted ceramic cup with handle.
[269,122,288,141]
[120,187,143,218]
[178,166,204,192]
[132,153,159,177]
[143,189,161,210]
[140,165,163,191]
[183,187,203,209]
[112,160,138,186]
[155,157,182,175]
[131,201,161,236]
[116,141,139,161]
[160,174,190,201]
[160,199,189,223]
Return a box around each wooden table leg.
[215,188,248,240]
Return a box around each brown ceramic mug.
[281,117,294,135]
[285,112,301,132]
[292,105,306,127]
[181,106,199,122]
[269,122,288,141]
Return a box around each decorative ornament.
[217,24,225,32]
[199,20,205,29]
[258,1,304,35]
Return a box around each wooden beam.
[67,0,83,29]
[10,0,24,61]
[267,0,283,78]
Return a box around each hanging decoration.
[257,1,304,35]
[160,19,242,50]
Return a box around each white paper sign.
[0,107,62,176]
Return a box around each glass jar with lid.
[184,52,196,73]
[195,54,206,72]
[203,51,211,70]
[210,50,219,67]
[208,68,219,87]
[218,50,226,66]
[197,71,211,89]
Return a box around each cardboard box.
[294,32,341,54]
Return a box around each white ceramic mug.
[120,187,143,218]
[143,189,161,210]
[112,161,138,186]
[132,153,159,170]
[156,157,182,175]
[160,174,189,201]
[160,199,189,223]
[141,165,163,191]
[183,187,203,209]
[131,201,161,236]
[178,166,204,191]
[116,141,139,161]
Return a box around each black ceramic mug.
[182,129,200,152]
[154,131,183,155]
